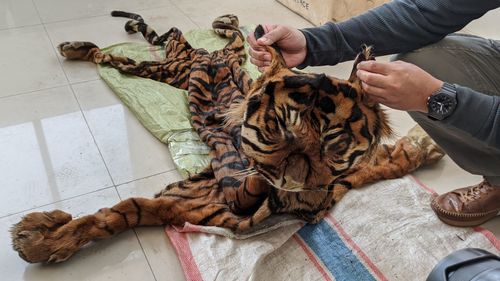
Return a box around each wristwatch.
[427,82,457,120]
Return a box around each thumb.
[257,26,287,46]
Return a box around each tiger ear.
[348,45,376,106]
[254,25,287,73]
[348,45,374,83]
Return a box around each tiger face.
[231,47,390,191]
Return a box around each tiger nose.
[282,175,304,190]
[282,153,309,190]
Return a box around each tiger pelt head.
[227,25,391,191]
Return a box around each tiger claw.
[11,210,78,263]
[57,41,100,60]
[406,124,445,165]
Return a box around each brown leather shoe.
[431,180,500,227]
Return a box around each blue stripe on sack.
[298,220,376,281]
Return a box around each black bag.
[427,248,500,281]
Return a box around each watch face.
[429,93,456,116]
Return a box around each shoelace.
[458,181,493,203]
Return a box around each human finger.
[366,95,388,105]
[249,47,271,62]
[247,34,262,50]
[356,69,389,89]
[361,82,386,98]
[257,25,288,46]
[357,60,393,75]
[250,57,271,68]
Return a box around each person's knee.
[392,34,492,67]
[391,36,460,65]
[391,51,424,66]
[407,111,437,131]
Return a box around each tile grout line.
[169,0,202,29]
[30,0,119,191]
[0,83,70,100]
[2,0,45,34]
[26,2,176,27]
[0,185,116,220]
[0,77,104,101]
[133,228,160,281]
[115,168,178,189]
[67,83,118,186]
[114,167,177,281]
[0,22,43,32]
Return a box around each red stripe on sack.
[292,234,334,281]
[473,226,500,251]
[165,227,204,281]
[409,175,438,195]
[410,175,500,252]
[325,214,389,281]
[173,222,204,233]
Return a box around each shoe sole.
[430,199,500,227]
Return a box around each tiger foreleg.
[340,124,445,188]
[404,123,445,165]
[11,194,272,263]
[10,197,171,263]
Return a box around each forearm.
[440,85,500,151]
[299,0,499,67]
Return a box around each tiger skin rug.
[11,11,444,264]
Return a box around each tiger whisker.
[233,170,259,180]
[233,168,256,176]
[271,183,338,193]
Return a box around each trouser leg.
[393,34,500,185]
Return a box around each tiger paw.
[213,14,240,28]
[11,210,78,263]
[406,124,445,165]
[57,41,99,60]
[212,14,243,39]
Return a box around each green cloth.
[98,26,260,178]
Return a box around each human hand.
[247,24,307,71]
[356,60,443,113]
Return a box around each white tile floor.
[0,0,499,280]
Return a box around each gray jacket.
[299,0,500,151]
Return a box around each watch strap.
[440,82,457,97]
[427,82,457,120]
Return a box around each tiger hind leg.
[338,124,445,188]
[212,14,243,40]
[58,41,192,87]
[58,41,135,64]
[212,14,246,62]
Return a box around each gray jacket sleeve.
[299,0,500,66]
[441,85,500,151]
[298,0,500,151]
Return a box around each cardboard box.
[277,0,390,26]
